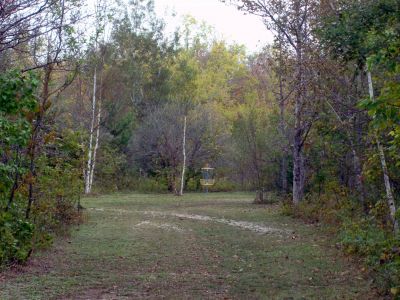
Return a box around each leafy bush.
[209,178,238,192]
[32,129,84,234]
[283,191,400,295]
[0,127,84,266]
[93,144,127,193]
[339,217,400,293]
[134,178,168,193]
[186,177,200,192]
[0,212,34,265]
[284,189,360,225]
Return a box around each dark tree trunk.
[293,130,305,205]
[292,42,306,205]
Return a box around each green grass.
[0,192,375,299]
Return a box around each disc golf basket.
[200,164,215,193]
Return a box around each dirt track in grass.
[0,192,378,299]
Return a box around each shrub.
[0,212,34,265]
[339,217,400,292]
[134,178,168,193]
[93,144,127,193]
[283,191,400,295]
[208,178,238,192]
[293,190,364,225]
[186,178,200,192]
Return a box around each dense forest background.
[1,0,399,295]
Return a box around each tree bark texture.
[85,68,97,194]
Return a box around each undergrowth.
[282,191,400,298]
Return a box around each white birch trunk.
[89,97,101,190]
[180,116,187,196]
[85,68,97,194]
[367,71,398,233]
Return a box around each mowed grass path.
[1,193,375,299]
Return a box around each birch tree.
[367,70,398,233]
[84,0,107,194]
[179,116,187,196]
[85,68,97,194]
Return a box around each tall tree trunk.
[277,35,288,193]
[292,44,305,205]
[89,97,101,190]
[293,132,304,205]
[367,71,398,233]
[179,116,187,196]
[279,89,288,192]
[85,68,97,194]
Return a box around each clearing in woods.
[0,193,375,299]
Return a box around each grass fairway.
[0,193,375,299]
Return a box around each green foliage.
[339,217,400,291]
[284,191,400,293]
[321,0,400,176]
[0,70,38,115]
[0,70,38,194]
[33,129,84,235]
[93,144,127,192]
[0,70,84,266]
[133,178,168,193]
[231,103,282,190]
[1,2,399,298]
[319,0,399,64]
[186,177,200,192]
[0,70,38,266]
[340,217,388,256]
[0,212,34,265]
[209,178,238,192]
